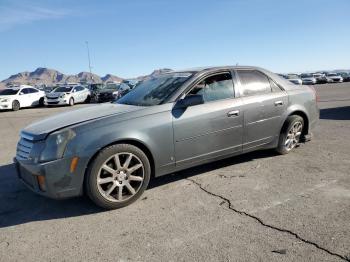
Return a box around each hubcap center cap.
[116,171,127,181]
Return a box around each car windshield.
[53,86,73,93]
[116,73,193,106]
[301,74,313,78]
[0,89,19,95]
[288,75,300,79]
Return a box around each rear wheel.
[12,100,20,111]
[85,95,91,103]
[276,115,304,154]
[39,97,44,107]
[85,144,151,209]
[69,97,74,106]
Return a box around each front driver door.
[173,71,243,168]
[18,88,32,107]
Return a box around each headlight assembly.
[39,129,76,162]
[59,94,66,98]
[0,98,9,103]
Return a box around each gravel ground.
[0,83,349,261]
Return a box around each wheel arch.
[84,138,156,184]
[281,109,309,136]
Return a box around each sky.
[0,0,349,80]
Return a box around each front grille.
[16,134,34,160]
[47,96,59,100]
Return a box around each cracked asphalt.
[0,83,349,261]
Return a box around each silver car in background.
[45,85,91,106]
[15,66,319,209]
[279,74,302,85]
[300,73,317,85]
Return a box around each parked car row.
[0,80,140,111]
[278,71,350,85]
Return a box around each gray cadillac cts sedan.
[15,66,319,209]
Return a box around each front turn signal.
[70,157,79,173]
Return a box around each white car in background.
[300,73,317,85]
[278,74,302,85]
[326,73,343,83]
[0,85,45,111]
[45,85,91,106]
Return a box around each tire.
[39,97,44,107]
[12,100,20,111]
[69,97,74,106]
[276,115,304,155]
[85,144,151,209]
[85,95,91,103]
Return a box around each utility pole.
[85,41,93,84]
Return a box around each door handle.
[274,101,284,106]
[227,110,240,117]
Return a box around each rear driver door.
[236,70,288,150]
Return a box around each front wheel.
[12,100,20,111]
[69,97,74,106]
[85,144,151,209]
[276,115,304,155]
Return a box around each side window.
[237,70,271,96]
[21,88,30,94]
[28,88,38,93]
[187,73,234,103]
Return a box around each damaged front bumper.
[14,156,88,199]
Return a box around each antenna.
[85,41,93,83]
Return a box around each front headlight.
[39,129,76,162]
[0,98,9,103]
[59,94,66,98]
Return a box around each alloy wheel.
[97,152,144,202]
[285,121,303,151]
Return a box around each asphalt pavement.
[0,83,349,261]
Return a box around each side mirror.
[19,92,24,95]
[176,94,204,108]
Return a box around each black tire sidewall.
[85,144,151,209]
[69,97,74,106]
[277,115,304,155]
[39,97,44,107]
[12,100,20,111]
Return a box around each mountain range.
[0,68,124,89]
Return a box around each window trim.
[179,70,236,104]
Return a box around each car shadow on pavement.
[149,150,278,189]
[320,106,350,120]
[0,150,278,228]
[0,163,103,228]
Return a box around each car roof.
[172,65,265,74]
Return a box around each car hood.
[328,76,341,79]
[47,92,70,97]
[22,103,143,140]
[0,95,15,100]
